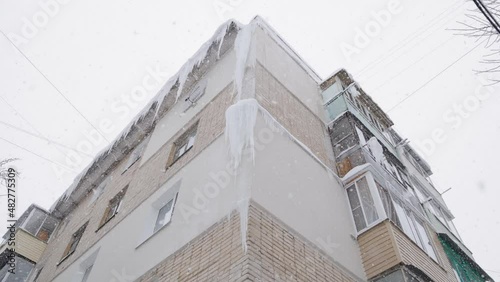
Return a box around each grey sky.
[0,0,498,279]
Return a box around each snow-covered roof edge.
[50,19,242,216]
[251,16,323,83]
[49,15,336,218]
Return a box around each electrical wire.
[0,29,110,144]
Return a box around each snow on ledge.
[341,163,371,182]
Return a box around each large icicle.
[176,21,231,101]
[225,99,259,168]
[233,23,254,100]
[225,99,259,252]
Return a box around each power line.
[0,136,78,173]
[0,119,94,158]
[355,1,467,79]
[0,96,94,159]
[367,36,456,94]
[359,10,466,83]
[0,29,110,144]
[387,39,484,113]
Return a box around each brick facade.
[36,63,333,282]
[137,203,359,282]
[35,84,235,282]
[255,63,334,170]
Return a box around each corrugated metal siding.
[358,220,458,282]
[358,221,401,279]
[392,223,458,282]
[16,229,47,263]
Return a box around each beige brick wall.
[137,203,359,282]
[35,84,235,282]
[255,63,334,170]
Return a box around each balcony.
[324,90,397,158]
[427,212,471,257]
[359,220,453,281]
[0,228,48,263]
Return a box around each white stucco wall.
[51,136,240,282]
[250,116,366,280]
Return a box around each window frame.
[392,198,439,261]
[412,215,439,262]
[88,177,108,206]
[122,139,148,174]
[59,222,89,264]
[153,192,178,233]
[346,174,381,233]
[97,186,128,231]
[136,180,182,248]
[167,122,199,168]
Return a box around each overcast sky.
[1,0,499,279]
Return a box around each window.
[376,182,400,227]
[413,217,438,261]
[88,178,108,206]
[347,176,379,232]
[182,81,207,112]
[167,122,198,167]
[137,180,181,246]
[22,209,46,235]
[123,140,147,173]
[81,264,93,282]
[153,193,178,233]
[393,199,438,261]
[61,222,88,262]
[98,186,128,229]
[36,228,50,241]
[394,200,418,243]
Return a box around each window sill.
[57,250,75,266]
[95,213,117,233]
[121,158,141,175]
[135,220,172,249]
[166,147,193,170]
[354,217,386,238]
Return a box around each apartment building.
[25,16,492,282]
[321,71,492,281]
[0,205,59,281]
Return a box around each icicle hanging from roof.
[233,23,255,100]
[51,20,236,213]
